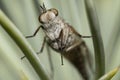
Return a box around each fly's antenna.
[39,3,46,14]
[43,3,46,11]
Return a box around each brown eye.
[49,8,58,16]
[38,13,47,24]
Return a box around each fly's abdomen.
[63,41,89,80]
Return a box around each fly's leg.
[52,30,64,65]
[21,36,46,59]
[57,42,64,65]
[21,25,42,59]
[58,30,64,65]
[81,35,92,38]
[60,53,64,65]
[37,36,46,54]
[21,54,27,59]
[26,25,42,38]
[77,33,92,38]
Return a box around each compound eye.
[38,8,58,23]
[47,11,56,20]
[39,11,56,23]
[49,8,58,16]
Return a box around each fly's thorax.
[46,23,83,53]
[42,17,65,40]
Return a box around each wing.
[63,40,90,80]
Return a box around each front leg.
[26,25,42,38]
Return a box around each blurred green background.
[0,0,120,80]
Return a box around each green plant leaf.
[0,10,49,80]
[84,0,105,79]
[99,66,120,80]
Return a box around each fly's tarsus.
[77,33,92,38]
[81,35,92,38]
[21,26,43,59]
[21,55,26,60]
[60,53,64,65]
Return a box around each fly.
[22,4,92,80]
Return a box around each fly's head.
[39,4,58,24]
